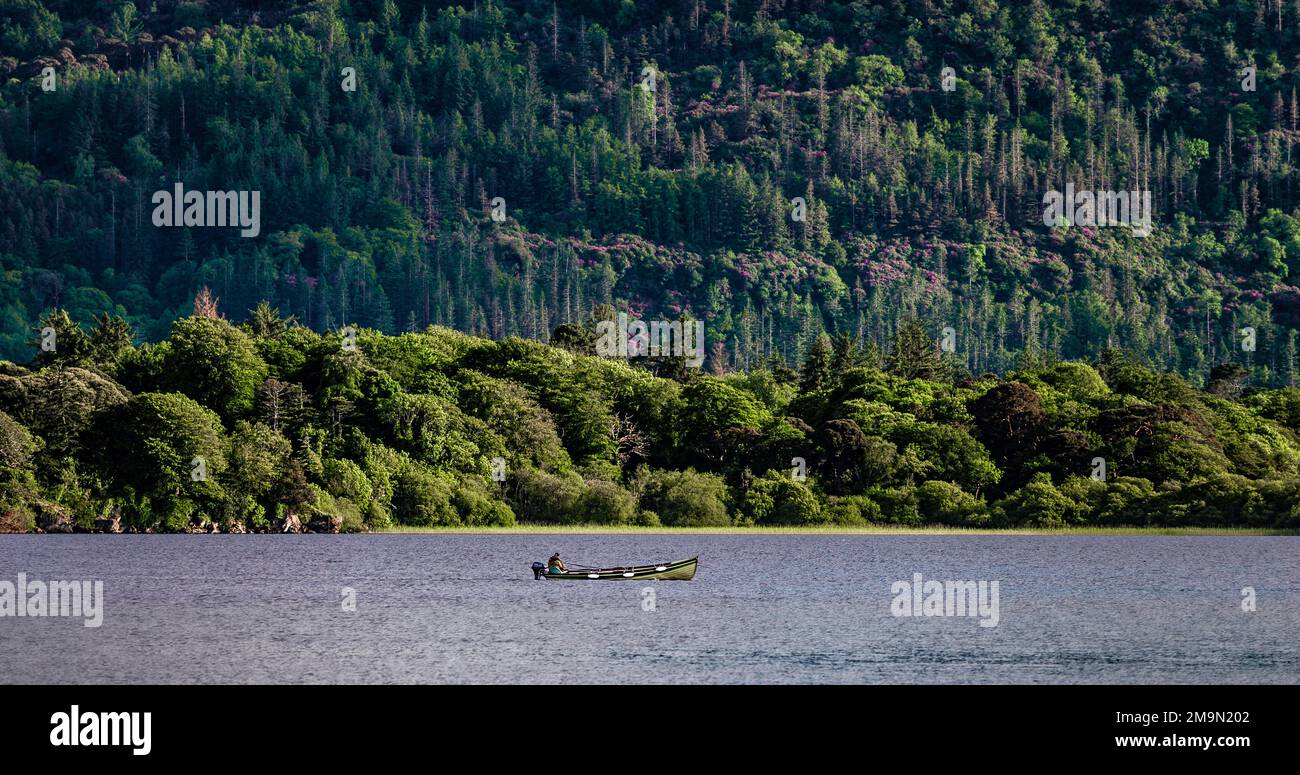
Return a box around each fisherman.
[547,553,567,574]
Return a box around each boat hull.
[543,557,697,581]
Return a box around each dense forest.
[1,1,1300,530]
[0,0,1298,379]
[3,300,1300,532]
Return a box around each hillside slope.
[1,0,1298,380]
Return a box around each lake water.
[1,535,1297,684]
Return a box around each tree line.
[2,299,1299,531]
[0,1,1299,386]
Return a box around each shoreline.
[378,525,1298,536]
[7,525,1294,536]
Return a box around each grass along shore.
[380,524,1297,536]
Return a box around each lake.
[1,534,1297,683]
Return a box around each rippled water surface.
[1,534,1297,683]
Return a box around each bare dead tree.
[612,414,648,466]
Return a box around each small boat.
[531,556,698,581]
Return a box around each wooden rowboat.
[541,556,698,581]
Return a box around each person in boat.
[547,553,567,574]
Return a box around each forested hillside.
[3,2,1300,531]
[1,0,1299,380]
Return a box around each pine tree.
[887,321,949,381]
[799,334,833,393]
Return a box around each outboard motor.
[531,561,546,580]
